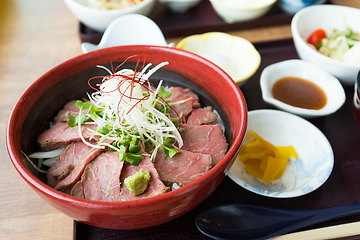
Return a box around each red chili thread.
[86,49,182,126]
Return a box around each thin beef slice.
[186,106,218,126]
[154,147,212,187]
[71,151,123,201]
[180,123,228,166]
[118,155,169,201]
[46,141,102,191]
[37,122,98,151]
[166,87,200,108]
[54,99,90,123]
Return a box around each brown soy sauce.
[272,76,327,110]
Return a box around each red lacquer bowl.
[6,46,247,230]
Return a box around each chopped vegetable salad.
[306,27,360,65]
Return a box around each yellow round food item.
[176,32,261,86]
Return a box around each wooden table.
[1,0,360,239]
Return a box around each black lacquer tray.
[74,38,360,240]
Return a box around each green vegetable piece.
[316,43,322,49]
[67,113,87,127]
[163,144,180,158]
[156,103,171,117]
[345,27,355,40]
[146,141,155,149]
[132,132,140,145]
[67,115,77,127]
[118,145,127,156]
[157,86,172,99]
[129,143,141,153]
[118,145,144,166]
[67,100,92,127]
[124,169,151,196]
[89,104,104,118]
[99,127,110,135]
[75,100,90,110]
[126,153,144,166]
[122,135,132,146]
[163,137,175,146]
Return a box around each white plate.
[228,109,334,198]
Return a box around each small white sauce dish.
[260,59,346,119]
[228,109,334,198]
[277,0,326,14]
[159,0,201,13]
[81,14,170,53]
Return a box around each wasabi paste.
[124,169,151,196]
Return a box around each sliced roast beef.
[118,155,169,201]
[54,100,78,123]
[37,122,98,151]
[54,100,90,123]
[169,97,195,120]
[154,147,212,186]
[166,87,200,108]
[71,180,84,199]
[46,141,102,191]
[180,123,228,166]
[187,106,218,126]
[71,151,123,201]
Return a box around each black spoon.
[196,203,360,240]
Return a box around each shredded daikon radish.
[86,61,182,162]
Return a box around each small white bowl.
[81,14,169,53]
[291,4,360,85]
[277,0,326,14]
[159,0,201,13]
[63,0,156,32]
[260,59,345,118]
[228,109,334,198]
[176,32,261,86]
[209,0,277,24]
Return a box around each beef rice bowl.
[6,45,247,229]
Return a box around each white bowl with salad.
[291,4,360,85]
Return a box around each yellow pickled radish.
[238,130,298,184]
[263,156,287,184]
[259,157,268,171]
[244,159,263,179]
[277,146,298,159]
[238,151,267,163]
[248,130,277,153]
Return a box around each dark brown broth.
[272,76,327,110]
